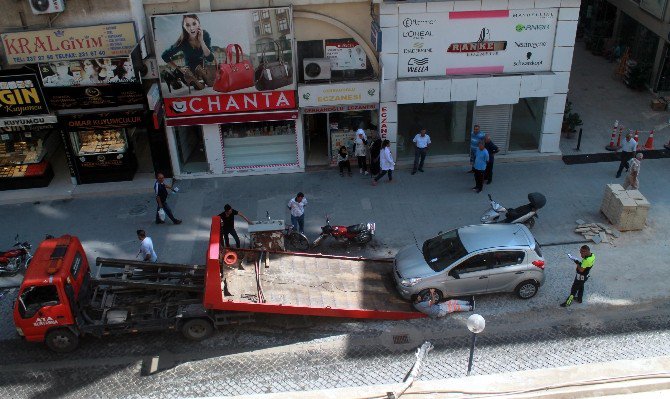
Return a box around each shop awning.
[166,111,299,127]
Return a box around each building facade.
[0,0,582,188]
[376,0,581,164]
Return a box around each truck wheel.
[515,280,539,299]
[45,328,79,353]
[181,318,213,341]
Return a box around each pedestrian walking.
[372,140,394,185]
[287,192,307,234]
[472,141,489,193]
[218,204,253,248]
[411,128,431,175]
[412,289,474,318]
[353,132,368,175]
[484,134,499,184]
[616,133,637,178]
[623,153,643,190]
[369,135,382,176]
[469,124,486,173]
[560,245,596,307]
[137,229,158,262]
[154,173,182,225]
[337,146,352,176]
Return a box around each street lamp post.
[466,313,486,376]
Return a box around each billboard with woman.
[152,8,295,100]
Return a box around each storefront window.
[69,129,128,156]
[397,102,474,159]
[174,125,208,174]
[509,98,545,151]
[221,120,298,169]
[0,125,58,179]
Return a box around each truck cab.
[13,235,90,352]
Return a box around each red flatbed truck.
[13,217,423,352]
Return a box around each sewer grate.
[392,334,410,345]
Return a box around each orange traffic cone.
[615,126,623,148]
[605,123,621,151]
[643,130,655,150]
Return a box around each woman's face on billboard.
[183,17,200,39]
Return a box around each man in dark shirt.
[154,173,182,225]
[484,134,499,185]
[218,204,253,248]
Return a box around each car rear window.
[534,240,543,257]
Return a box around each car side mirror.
[450,270,460,279]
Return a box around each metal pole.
[467,333,477,376]
[575,128,583,151]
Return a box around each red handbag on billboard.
[213,44,255,93]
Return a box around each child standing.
[337,146,352,177]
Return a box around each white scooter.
[480,193,546,229]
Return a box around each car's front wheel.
[515,280,539,299]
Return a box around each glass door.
[174,125,208,174]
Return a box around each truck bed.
[204,217,424,320]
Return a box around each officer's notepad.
[566,253,580,262]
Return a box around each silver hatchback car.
[394,224,545,301]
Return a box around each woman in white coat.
[372,140,394,185]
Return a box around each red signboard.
[380,106,388,140]
[163,90,296,118]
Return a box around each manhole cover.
[129,204,148,216]
[393,334,410,345]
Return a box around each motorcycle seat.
[504,203,534,222]
[347,224,367,234]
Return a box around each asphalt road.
[1,158,669,398]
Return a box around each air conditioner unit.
[29,0,65,15]
[303,58,331,81]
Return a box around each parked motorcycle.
[480,193,546,229]
[311,217,376,247]
[0,235,33,276]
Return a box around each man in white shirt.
[137,229,158,262]
[616,133,637,178]
[411,128,431,175]
[287,192,307,234]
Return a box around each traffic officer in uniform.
[561,245,596,307]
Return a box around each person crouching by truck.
[412,289,474,318]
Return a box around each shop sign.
[0,73,50,118]
[1,23,137,65]
[163,90,296,118]
[60,108,145,130]
[153,8,296,100]
[45,84,145,110]
[398,9,557,78]
[0,115,57,127]
[38,56,138,87]
[380,106,388,141]
[303,104,377,114]
[325,39,367,70]
[298,82,379,107]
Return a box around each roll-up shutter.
[473,105,512,154]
